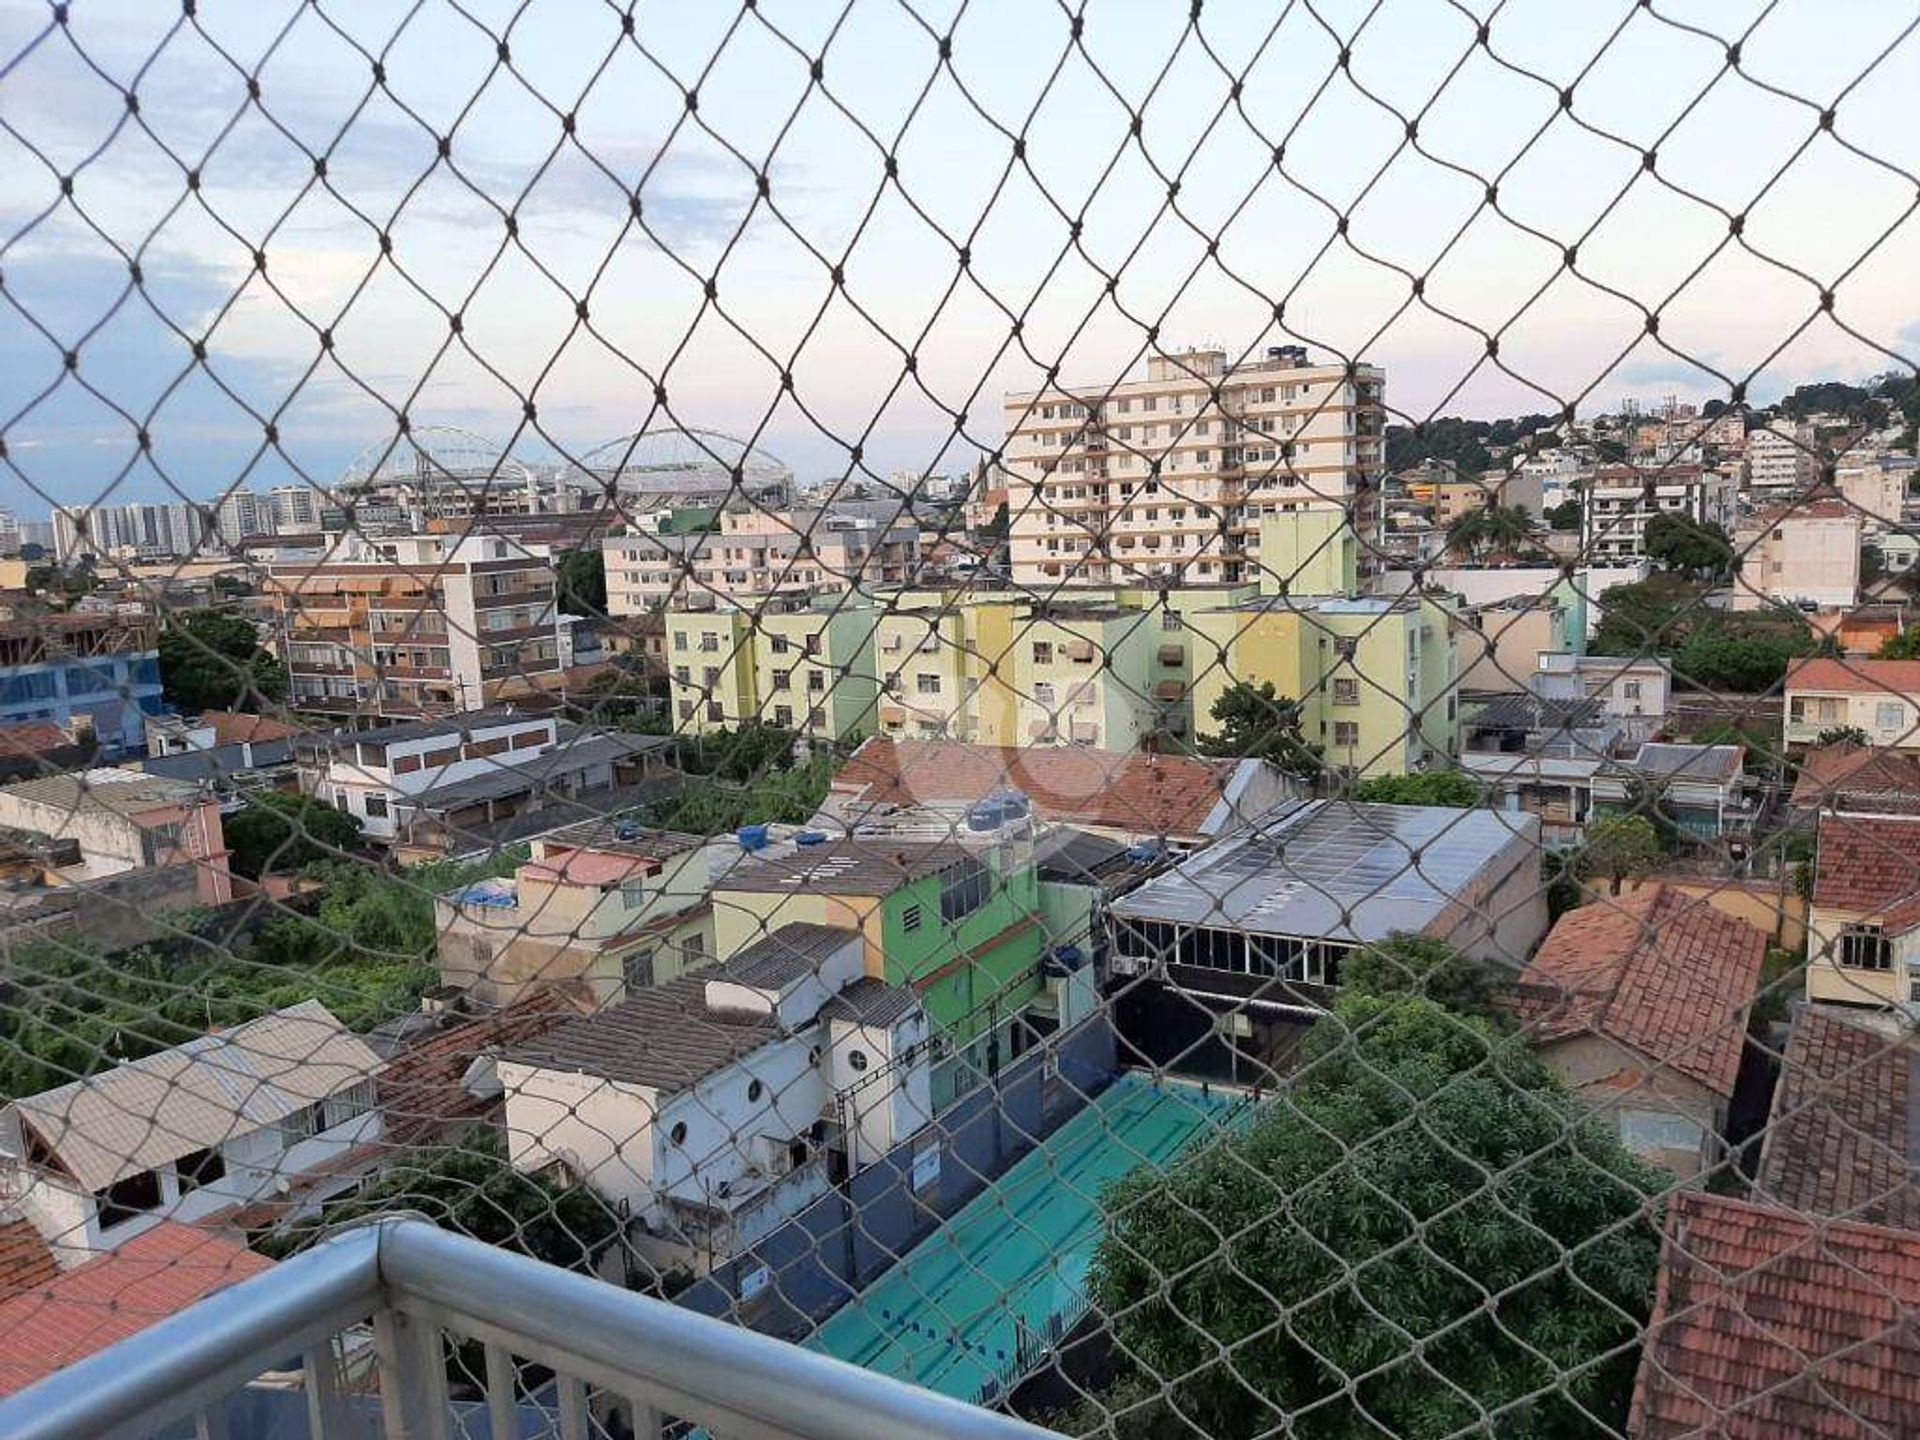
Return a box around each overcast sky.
[1,0,1915,515]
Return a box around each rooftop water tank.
[737,823,771,851]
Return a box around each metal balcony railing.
[0,1218,1059,1440]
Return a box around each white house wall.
[499,1062,660,1211]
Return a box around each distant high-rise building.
[270,485,324,533]
[262,530,567,712]
[1002,345,1385,588]
[1746,420,1817,496]
[17,519,55,555]
[48,502,204,562]
[213,488,276,547]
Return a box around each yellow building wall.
[1805,902,1903,1007]
[964,599,1024,746]
[666,611,759,733]
[710,888,885,976]
[1186,608,1306,744]
[1255,505,1357,596]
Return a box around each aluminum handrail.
[0,1218,1062,1440]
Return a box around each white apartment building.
[1002,345,1385,587]
[501,923,932,1268]
[604,506,921,614]
[1518,449,1586,510]
[270,485,324,533]
[0,1001,383,1265]
[1731,499,1862,612]
[295,709,662,847]
[1836,451,1915,533]
[213,488,276,547]
[263,531,567,712]
[1746,420,1817,497]
[53,502,205,563]
[1581,465,1737,562]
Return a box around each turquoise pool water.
[806,1072,1243,1404]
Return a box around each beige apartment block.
[605,506,920,614]
[263,531,564,714]
[1002,345,1384,588]
[1731,499,1861,612]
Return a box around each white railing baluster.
[483,1341,518,1440]
[303,1342,353,1440]
[557,1374,590,1440]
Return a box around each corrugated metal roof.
[0,767,200,817]
[1631,742,1743,782]
[716,839,971,897]
[9,1000,383,1192]
[719,923,862,989]
[502,974,778,1092]
[396,732,662,813]
[1110,799,1539,944]
[820,977,923,1027]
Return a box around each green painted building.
[709,835,1047,1109]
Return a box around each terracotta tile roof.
[1790,743,1920,814]
[196,709,300,745]
[0,1222,272,1396]
[830,736,1251,839]
[1742,495,1859,526]
[376,994,573,1148]
[1755,1009,1919,1231]
[1630,1192,1920,1439]
[1508,886,1765,1097]
[1786,656,1920,696]
[0,722,77,758]
[0,1220,56,1297]
[1811,812,1920,913]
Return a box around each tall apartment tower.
[213,488,277,547]
[271,485,325,533]
[1001,346,1385,588]
[1745,420,1817,497]
[263,531,566,713]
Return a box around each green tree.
[1672,623,1813,693]
[224,792,364,879]
[157,610,287,712]
[1616,774,1681,854]
[1078,994,1663,1439]
[650,750,835,832]
[1813,725,1870,748]
[25,560,98,608]
[1545,497,1582,532]
[258,1135,620,1273]
[1578,814,1665,895]
[1342,933,1501,1017]
[1878,625,1920,659]
[1645,511,1733,578]
[1350,770,1481,807]
[556,546,608,615]
[683,719,803,783]
[1589,576,1699,656]
[1446,503,1537,559]
[1385,417,1494,475]
[1197,680,1323,779]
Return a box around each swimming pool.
[806,1072,1244,1404]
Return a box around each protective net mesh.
[0,0,1917,1436]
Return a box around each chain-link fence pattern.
[1,0,1917,1435]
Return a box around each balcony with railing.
[0,1217,1056,1440]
